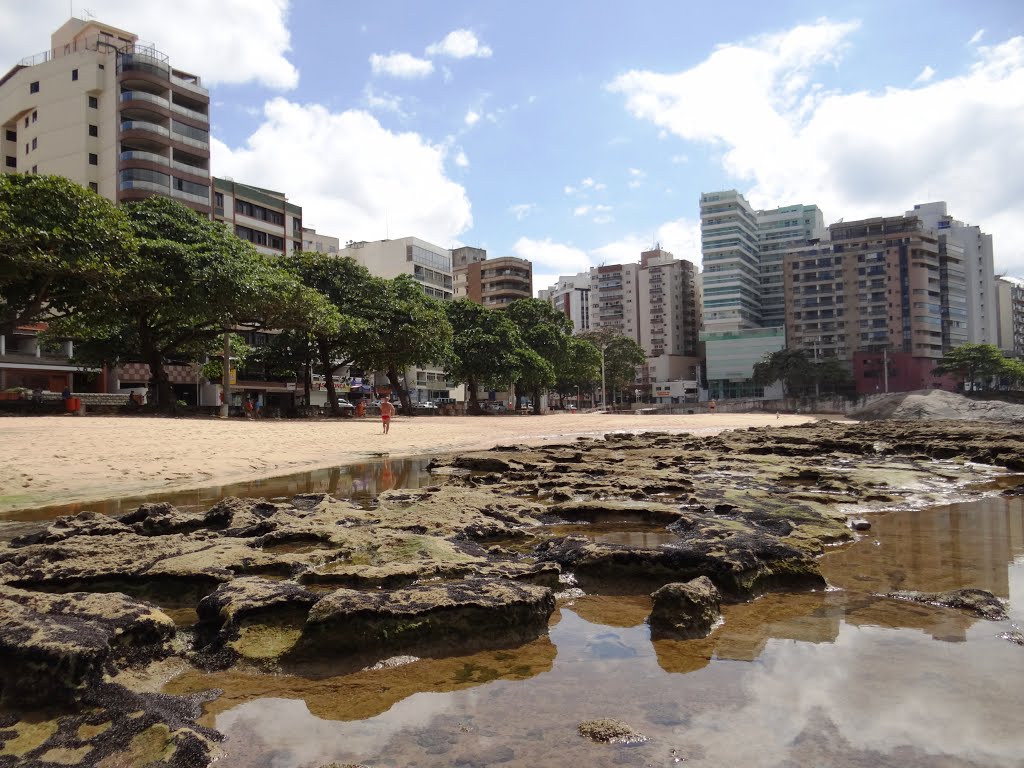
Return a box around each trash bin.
[64,397,80,412]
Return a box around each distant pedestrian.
[61,385,71,403]
[380,399,396,434]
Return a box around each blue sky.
[5,1,1024,290]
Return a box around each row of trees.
[752,343,1024,399]
[1,174,648,414]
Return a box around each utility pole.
[600,342,607,413]
[883,347,889,394]
[814,339,820,399]
[219,330,231,418]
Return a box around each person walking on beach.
[380,399,396,434]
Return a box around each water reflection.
[0,457,436,524]
[165,495,1024,767]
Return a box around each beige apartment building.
[452,247,532,309]
[302,227,341,255]
[539,272,591,333]
[1,17,211,212]
[1,17,211,396]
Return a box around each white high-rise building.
[699,190,761,331]
[589,263,641,343]
[908,202,996,345]
[539,272,591,333]
[996,276,1024,357]
[343,237,456,403]
[756,204,826,328]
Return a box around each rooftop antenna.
[82,8,95,19]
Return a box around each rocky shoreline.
[1,419,1022,766]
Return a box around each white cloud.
[913,65,936,84]
[574,204,613,222]
[564,185,577,195]
[454,150,469,168]
[567,177,607,196]
[508,203,536,221]
[573,205,591,217]
[369,51,434,79]
[212,98,471,247]
[628,167,646,188]
[464,109,481,126]
[362,86,404,115]
[0,0,297,89]
[969,29,985,46]
[671,154,689,164]
[609,19,1024,276]
[426,29,492,59]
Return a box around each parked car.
[413,401,438,411]
[336,398,355,410]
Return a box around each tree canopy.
[932,343,1009,392]
[50,196,330,410]
[444,300,524,414]
[579,329,647,406]
[505,298,574,413]
[752,348,813,397]
[0,173,137,336]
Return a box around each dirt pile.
[851,389,1024,423]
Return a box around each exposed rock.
[649,576,721,639]
[850,518,871,531]
[546,500,683,524]
[887,588,1008,621]
[541,516,825,599]
[297,580,555,660]
[120,502,208,536]
[851,389,1024,424]
[196,576,321,651]
[0,585,174,706]
[577,718,648,744]
[10,510,132,547]
[1000,630,1024,645]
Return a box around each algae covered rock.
[649,576,721,639]
[577,718,648,744]
[0,585,174,706]
[299,579,555,659]
[887,588,1008,621]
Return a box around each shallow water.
[0,457,436,524]
[162,494,1024,767]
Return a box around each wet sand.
[0,411,818,514]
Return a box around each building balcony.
[120,149,169,167]
[170,73,208,96]
[120,90,169,109]
[170,187,210,205]
[121,120,170,138]
[170,101,209,123]
[119,178,170,195]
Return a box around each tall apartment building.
[785,215,965,394]
[907,202,996,345]
[343,237,456,402]
[301,227,340,255]
[996,276,1024,357]
[1,17,211,212]
[589,263,641,343]
[539,273,591,333]
[757,204,826,327]
[1,17,211,396]
[212,177,301,257]
[699,190,761,331]
[451,246,533,309]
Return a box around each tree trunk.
[303,352,312,405]
[387,367,412,414]
[466,376,481,414]
[532,384,542,415]
[144,346,174,413]
[317,337,341,417]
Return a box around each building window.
[31,165,36,173]
[89,182,98,192]
[88,96,98,108]
[24,143,28,154]
[88,153,98,165]
[29,81,39,93]
[23,117,28,128]
[72,69,79,81]
[4,156,15,168]
[31,137,37,150]
[31,111,37,123]
[88,124,98,137]
[98,63,104,70]
[4,129,14,141]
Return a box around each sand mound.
[851,389,1024,424]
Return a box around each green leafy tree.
[0,174,136,335]
[288,252,381,416]
[932,343,1008,392]
[579,329,647,406]
[505,298,574,413]
[50,197,327,411]
[1002,358,1024,391]
[752,348,814,397]
[813,357,853,396]
[554,336,602,407]
[444,300,524,414]
[354,275,453,413]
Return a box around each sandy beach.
[0,411,819,514]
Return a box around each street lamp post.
[634,388,641,403]
[600,343,607,413]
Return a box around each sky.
[4,1,1024,293]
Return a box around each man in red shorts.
[380,399,396,434]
